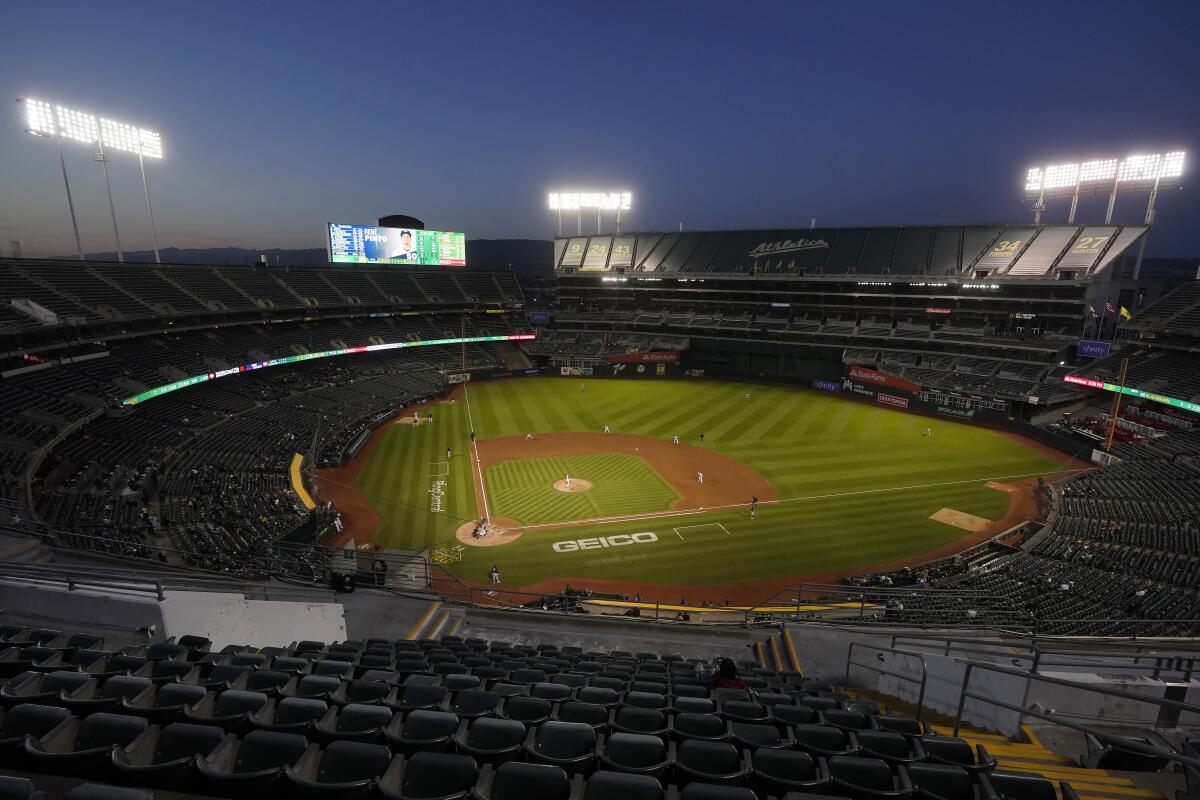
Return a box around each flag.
[1088,306,1098,318]
[1119,306,1131,321]
[1105,301,1115,314]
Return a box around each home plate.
[930,508,991,532]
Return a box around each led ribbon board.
[1063,375,1200,415]
[122,333,537,406]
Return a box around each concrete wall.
[159,591,346,650]
[0,579,346,651]
[1027,672,1200,729]
[0,578,164,640]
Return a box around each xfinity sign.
[1078,340,1112,358]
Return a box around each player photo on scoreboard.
[385,228,419,261]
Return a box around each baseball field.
[318,377,1075,598]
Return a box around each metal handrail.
[0,560,335,602]
[0,567,165,601]
[950,659,1200,769]
[843,642,929,720]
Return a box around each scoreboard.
[327,223,467,267]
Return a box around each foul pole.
[1104,357,1130,453]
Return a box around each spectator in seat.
[704,658,745,690]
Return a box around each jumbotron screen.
[327,223,467,266]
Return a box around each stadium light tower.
[19,98,84,260]
[18,97,165,263]
[548,191,632,236]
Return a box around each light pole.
[94,140,123,262]
[137,149,161,263]
[20,97,84,260]
[55,134,84,261]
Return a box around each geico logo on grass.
[552,532,658,553]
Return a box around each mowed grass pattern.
[486,453,680,525]
[352,378,1069,588]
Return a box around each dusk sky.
[3,0,1198,259]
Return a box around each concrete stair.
[403,601,467,640]
[843,688,1167,800]
[757,628,804,675]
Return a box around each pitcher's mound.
[930,507,991,532]
[456,517,524,547]
[553,478,593,493]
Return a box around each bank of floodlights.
[1024,151,1185,225]
[548,191,632,236]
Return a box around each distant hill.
[74,239,554,275]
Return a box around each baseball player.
[525,432,534,440]
[750,495,759,519]
[603,425,611,433]
[673,435,680,445]
[697,471,704,483]
[489,565,501,585]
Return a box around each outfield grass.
[351,377,1068,588]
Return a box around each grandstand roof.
[554,224,1149,280]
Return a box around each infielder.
[697,471,704,483]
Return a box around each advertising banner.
[876,392,909,409]
[842,381,1011,426]
[846,365,922,393]
[811,379,842,393]
[606,351,679,364]
[1077,340,1112,358]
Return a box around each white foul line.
[462,383,492,521]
